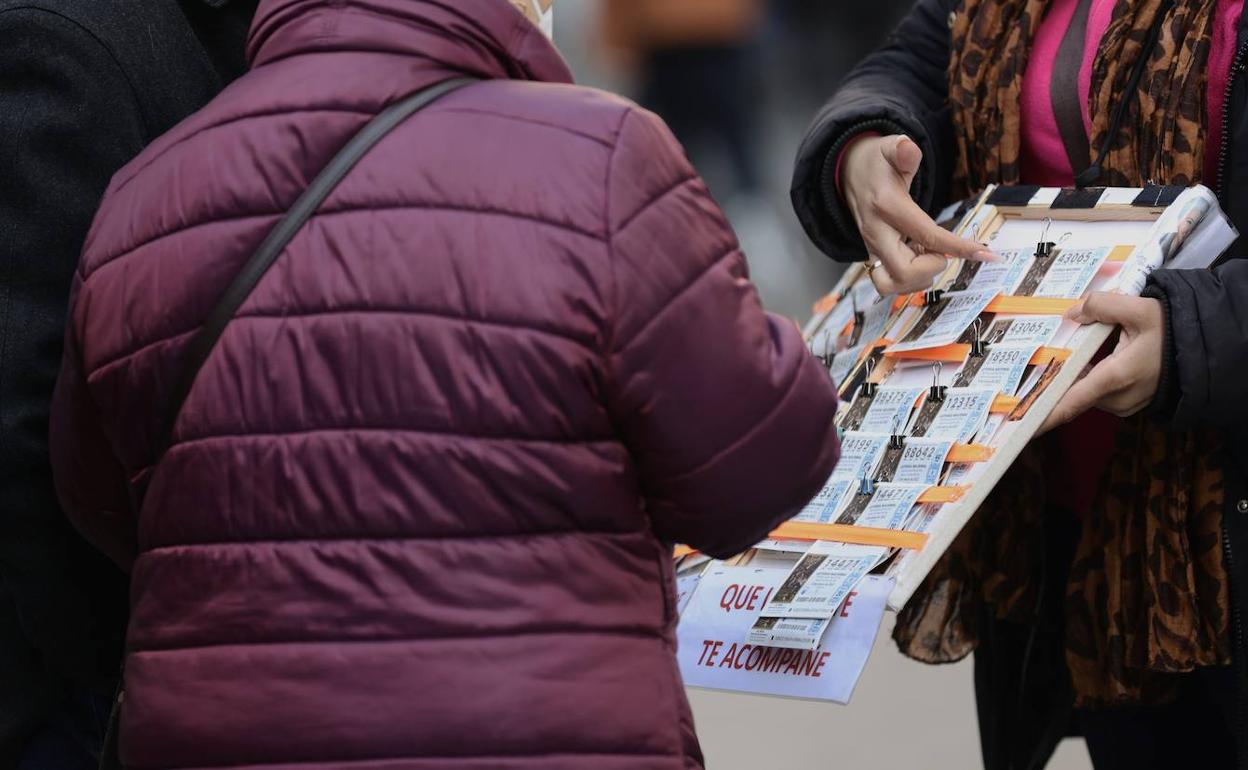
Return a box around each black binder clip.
[860,357,878,398]
[889,415,906,450]
[923,288,945,306]
[929,361,947,403]
[816,333,834,368]
[1034,217,1056,259]
[969,317,987,358]
[848,291,866,347]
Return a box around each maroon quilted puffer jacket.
[49,1,840,767]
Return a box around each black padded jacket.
[0,0,252,762]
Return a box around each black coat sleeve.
[1144,259,1248,430]
[0,8,144,688]
[790,0,960,261]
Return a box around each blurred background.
[557,0,917,321]
[556,2,1095,767]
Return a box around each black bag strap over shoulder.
[102,76,476,770]
[149,76,476,471]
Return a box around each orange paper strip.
[1030,347,1071,365]
[673,545,696,558]
[909,294,1078,314]
[1107,244,1134,263]
[813,292,838,315]
[886,343,972,362]
[887,344,1071,364]
[947,443,994,463]
[769,522,929,551]
[985,296,1079,315]
[919,485,968,504]
[991,394,1022,413]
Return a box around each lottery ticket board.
[671,184,1236,703]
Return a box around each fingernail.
[973,250,1004,263]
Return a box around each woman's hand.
[841,134,997,295]
[1041,293,1165,432]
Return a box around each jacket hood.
[246,0,574,84]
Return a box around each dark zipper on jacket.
[1215,34,1248,768]
[1224,519,1248,769]
[1216,42,1248,208]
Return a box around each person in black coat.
[792,1,1248,768]
[0,1,255,766]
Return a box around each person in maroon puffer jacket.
[48,1,840,767]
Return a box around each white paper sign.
[676,574,702,616]
[678,570,893,704]
[889,290,996,353]
[917,387,997,443]
[680,562,793,628]
[759,542,885,619]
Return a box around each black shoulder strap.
[150,76,476,467]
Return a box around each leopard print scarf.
[948,0,1215,192]
[895,0,1231,707]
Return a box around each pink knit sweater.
[1021,0,1243,186]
